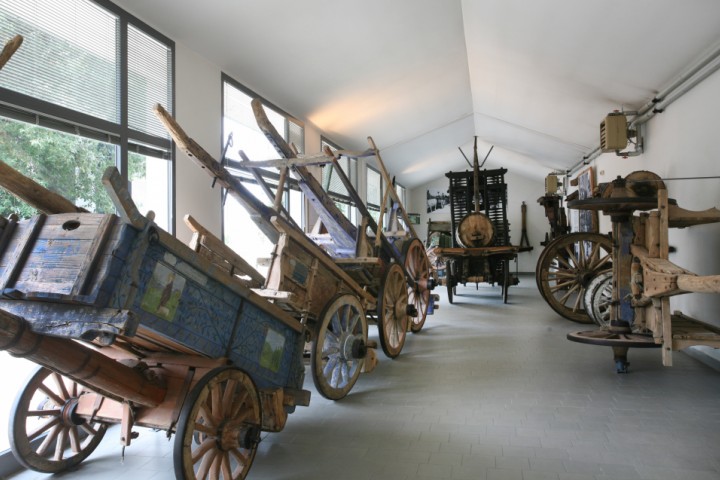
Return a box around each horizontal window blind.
[128,24,172,139]
[0,0,119,123]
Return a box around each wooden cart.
[432,139,526,304]
[566,175,720,372]
[0,168,310,479]
[154,106,378,400]
[248,99,436,357]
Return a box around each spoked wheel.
[377,263,409,358]
[9,366,108,474]
[174,367,262,480]
[583,271,613,328]
[445,260,454,304]
[311,293,369,400]
[403,238,431,332]
[536,233,612,323]
[501,259,510,304]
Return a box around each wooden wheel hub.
[342,333,366,360]
[59,398,83,427]
[217,419,260,451]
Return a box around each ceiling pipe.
[568,41,720,175]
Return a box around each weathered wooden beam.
[0,308,166,407]
[251,99,356,249]
[154,104,280,244]
[0,34,22,71]
[184,214,265,288]
[101,166,148,230]
[233,153,334,169]
[0,160,88,214]
[0,300,138,339]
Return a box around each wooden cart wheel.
[445,260,454,304]
[536,232,612,323]
[311,293,369,400]
[403,238,431,333]
[9,366,108,474]
[583,271,613,328]
[377,263,409,358]
[174,366,262,480]
[502,259,510,304]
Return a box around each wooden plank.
[0,34,23,70]
[0,214,45,293]
[0,300,137,339]
[153,104,280,243]
[102,167,148,230]
[270,215,375,305]
[668,204,720,228]
[0,161,87,214]
[71,214,115,296]
[251,99,356,250]
[184,215,265,288]
[234,153,333,169]
[367,136,420,239]
[0,308,166,407]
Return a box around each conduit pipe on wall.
[568,41,720,175]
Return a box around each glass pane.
[0,0,119,123]
[223,86,284,162]
[288,118,304,154]
[366,167,382,207]
[0,117,115,218]
[223,183,274,277]
[289,188,303,228]
[128,24,172,139]
[129,152,171,231]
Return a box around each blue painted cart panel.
[0,213,305,392]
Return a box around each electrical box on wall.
[600,114,628,152]
[545,174,562,195]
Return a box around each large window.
[0,0,174,230]
[221,75,304,274]
[0,0,173,463]
[321,137,358,225]
[366,165,383,223]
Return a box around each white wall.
[409,169,545,273]
[173,44,222,244]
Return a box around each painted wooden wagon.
[0,168,310,479]
[154,106,377,400]
[248,99,435,358]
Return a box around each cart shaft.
[0,308,166,407]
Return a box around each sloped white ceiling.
[115,0,720,187]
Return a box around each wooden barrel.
[455,212,495,248]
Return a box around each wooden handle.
[0,34,23,71]
[0,160,87,214]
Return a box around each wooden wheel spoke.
[36,424,60,455]
[229,448,249,469]
[549,279,575,292]
[563,245,579,267]
[51,372,71,401]
[27,408,61,417]
[221,379,238,413]
[68,426,81,454]
[229,390,249,419]
[28,415,60,442]
[210,383,222,420]
[53,428,68,461]
[195,445,218,479]
[557,283,580,304]
[221,452,232,479]
[38,383,65,407]
[192,437,217,464]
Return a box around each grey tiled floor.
[8,275,720,479]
